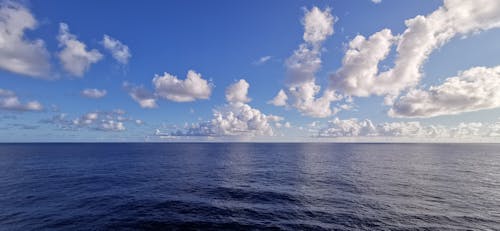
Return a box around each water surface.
[0,143,499,230]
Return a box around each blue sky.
[1,0,500,142]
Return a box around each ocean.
[0,143,499,230]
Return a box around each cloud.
[273,6,341,118]
[123,70,212,108]
[331,0,500,100]
[7,123,39,130]
[41,110,138,132]
[123,82,157,108]
[57,23,103,76]
[330,29,395,96]
[288,83,341,118]
[268,89,288,106]
[371,0,382,4]
[318,117,500,139]
[0,88,43,111]
[302,6,334,44]
[102,34,131,64]
[389,65,500,118]
[254,56,271,65]
[97,120,125,131]
[175,79,283,137]
[225,79,251,103]
[319,117,377,137]
[152,70,213,102]
[81,88,107,99]
[0,2,50,78]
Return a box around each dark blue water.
[1,143,500,230]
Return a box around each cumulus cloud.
[152,70,212,102]
[302,6,334,44]
[81,88,107,99]
[123,82,157,108]
[57,23,103,76]
[41,110,139,132]
[0,2,50,78]
[273,6,341,118]
[371,0,382,4]
[102,34,131,64]
[389,66,500,118]
[225,79,251,103]
[0,88,43,111]
[318,117,500,139]
[175,79,283,137]
[268,89,288,106]
[331,0,500,101]
[330,29,395,96]
[98,120,125,131]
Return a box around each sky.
[1,0,500,142]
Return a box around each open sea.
[0,143,499,230]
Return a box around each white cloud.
[0,88,43,111]
[288,83,341,118]
[152,70,212,102]
[302,6,334,44]
[318,117,500,139]
[225,79,251,103]
[177,80,283,137]
[389,66,500,118]
[487,120,500,136]
[0,2,50,78]
[123,82,157,108]
[274,6,341,118]
[319,117,377,137]
[81,88,107,99]
[268,89,288,106]
[254,56,271,65]
[102,34,131,64]
[330,0,500,114]
[57,23,103,76]
[42,110,139,132]
[207,102,283,136]
[330,29,395,96]
[285,43,322,86]
[371,0,382,4]
[98,120,125,131]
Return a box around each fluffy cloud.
[0,2,50,78]
[371,0,382,3]
[98,120,125,131]
[288,83,341,118]
[152,70,212,102]
[81,88,107,99]
[331,0,500,101]
[225,79,251,103]
[176,79,283,137]
[318,117,500,139]
[57,23,103,76]
[102,35,131,64]
[123,82,157,108]
[41,110,138,132]
[274,6,341,118]
[330,29,395,96]
[302,6,334,44]
[268,89,288,106]
[0,88,43,111]
[389,66,500,118]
